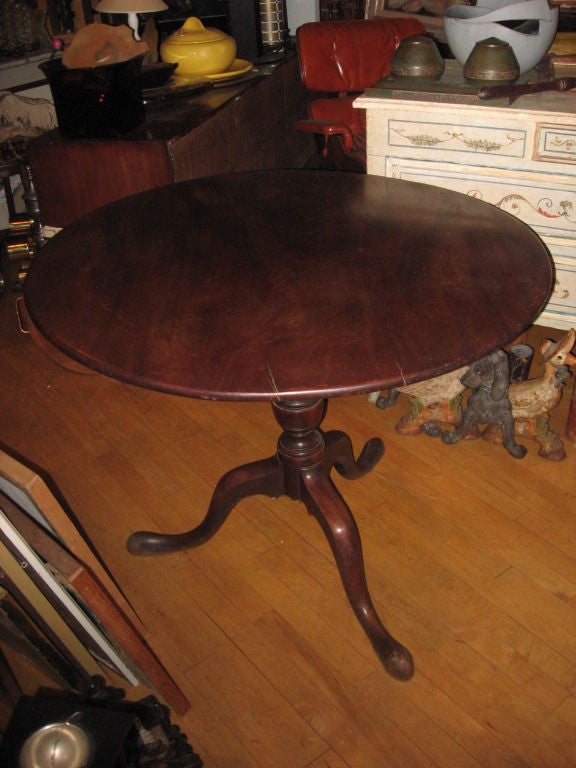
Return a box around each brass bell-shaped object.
[390,35,445,81]
[463,37,520,86]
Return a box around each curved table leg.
[324,430,384,479]
[127,455,284,556]
[301,464,414,681]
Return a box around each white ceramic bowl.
[444,0,559,75]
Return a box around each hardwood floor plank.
[243,549,377,684]
[305,751,353,768]
[539,694,576,765]
[231,611,433,768]
[189,642,329,768]
[488,567,576,663]
[363,505,576,694]
[362,669,522,768]
[380,450,576,592]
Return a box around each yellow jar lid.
[167,17,229,46]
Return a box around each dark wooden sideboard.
[28,54,316,228]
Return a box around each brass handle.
[5,234,35,262]
[478,77,576,100]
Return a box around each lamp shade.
[94,0,167,40]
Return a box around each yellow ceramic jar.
[160,17,237,77]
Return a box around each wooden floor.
[0,292,575,768]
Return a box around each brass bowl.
[463,36,520,86]
[390,35,445,80]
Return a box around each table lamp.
[94,0,168,40]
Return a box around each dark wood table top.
[24,170,554,401]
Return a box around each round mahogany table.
[24,170,553,681]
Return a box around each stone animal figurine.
[432,350,527,458]
[483,329,576,460]
[367,366,469,435]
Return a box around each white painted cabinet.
[355,82,576,330]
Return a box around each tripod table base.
[127,398,414,681]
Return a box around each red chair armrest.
[293,119,356,153]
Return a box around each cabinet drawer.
[534,123,576,165]
[538,255,576,330]
[369,155,576,242]
[369,116,528,166]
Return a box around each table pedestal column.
[127,398,414,681]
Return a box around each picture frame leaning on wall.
[0,446,190,716]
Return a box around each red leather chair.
[294,18,426,171]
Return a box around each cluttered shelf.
[27,51,315,229]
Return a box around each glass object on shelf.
[256,0,288,56]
